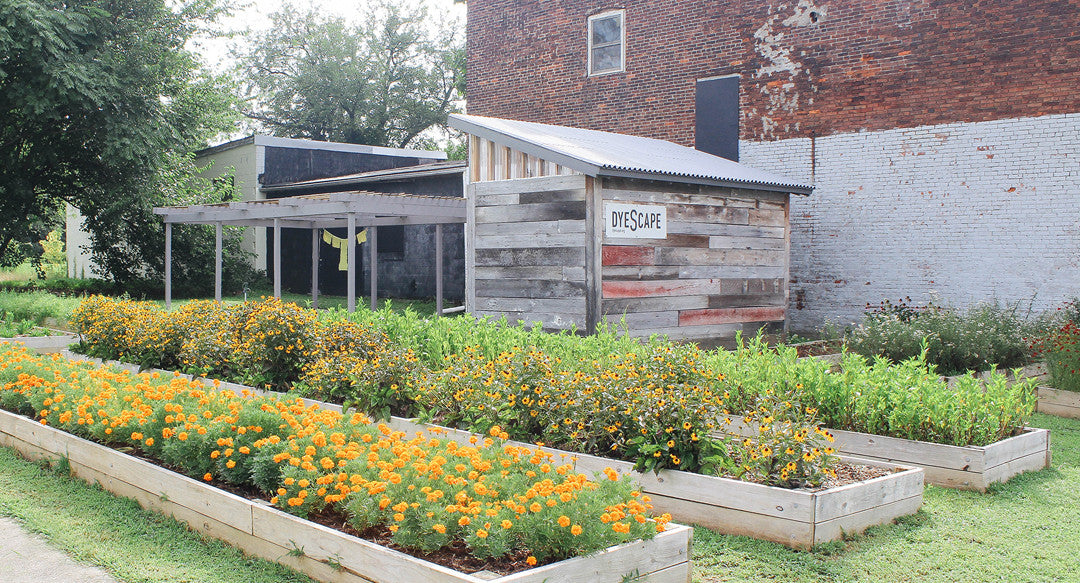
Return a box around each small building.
[449,114,812,345]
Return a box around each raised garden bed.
[0,408,693,583]
[722,418,1048,492]
[0,334,78,353]
[382,418,922,550]
[1036,386,1080,420]
[31,351,924,551]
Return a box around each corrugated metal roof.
[263,161,466,193]
[449,114,812,194]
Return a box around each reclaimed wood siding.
[470,174,589,331]
[599,178,790,342]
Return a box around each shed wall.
[469,175,589,330]
[599,178,789,344]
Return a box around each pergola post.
[165,222,172,310]
[273,218,281,299]
[311,228,319,309]
[435,224,443,316]
[214,222,222,302]
[347,213,356,312]
[369,226,378,310]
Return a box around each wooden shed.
[448,114,813,345]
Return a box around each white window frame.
[587,10,626,76]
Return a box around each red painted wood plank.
[602,279,721,298]
[602,245,655,266]
[679,306,786,326]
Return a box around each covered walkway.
[153,191,467,313]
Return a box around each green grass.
[692,412,1080,582]
[0,447,315,583]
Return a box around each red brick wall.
[466,0,1080,144]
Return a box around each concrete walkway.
[0,516,120,583]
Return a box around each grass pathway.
[692,412,1080,582]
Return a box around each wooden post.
[311,228,319,310]
[435,223,443,316]
[273,219,281,299]
[214,222,223,302]
[369,226,378,310]
[164,222,172,310]
[347,214,356,313]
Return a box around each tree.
[0,0,238,280]
[237,0,464,149]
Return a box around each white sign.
[604,202,667,239]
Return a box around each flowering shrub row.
[72,296,1032,467]
[1030,319,1080,393]
[844,299,1037,375]
[0,343,665,565]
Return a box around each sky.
[188,0,466,72]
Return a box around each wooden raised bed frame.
[1036,386,1080,420]
[0,409,692,583]
[21,351,925,550]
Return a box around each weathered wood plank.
[251,503,477,583]
[679,306,786,326]
[627,324,747,341]
[668,221,785,239]
[606,311,680,329]
[981,449,1052,488]
[602,246,656,266]
[747,208,786,227]
[982,428,1049,471]
[603,266,682,281]
[603,295,711,314]
[677,266,787,279]
[474,232,584,249]
[475,278,586,299]
[473,266,585,282]
[475,201,586,224]
[474,297,585,314]
[603,279,722,298]
[655,247,785,267]
[1036,387,1080,419]
[475,219,586,237]
[665,204,749,225]
[471,174,586,196]
[475,247,585,267]
[708,236,786,250]
[707,293,787,308]
[473,193,520,207]
[646,493,815,549]
[519,189,588,204]
[494,527,691,583]
[603,235,711,248]
[472,311,584,331]
[812,493,924,546]
[813,465,925,522]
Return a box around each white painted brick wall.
[741,113,1080,332]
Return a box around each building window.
[588,10,625,76]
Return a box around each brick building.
[465,0,1080,331]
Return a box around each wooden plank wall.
[598,177,790,344]
[467,136,578,184]
[470,174,589,331]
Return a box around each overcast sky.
[188,0,466,72]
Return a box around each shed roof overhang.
[449,113,814,195]
[153,191,467,228]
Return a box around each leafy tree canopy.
[237,0,464,149]
[0,0,239,280]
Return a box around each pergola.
[153,191,467,314]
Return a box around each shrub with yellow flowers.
[294,320,418,420]
[0,343,668,566]
[728,391,838,488]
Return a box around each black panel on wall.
[695,76,740,161]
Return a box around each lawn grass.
[0,447,315,583]
[692,412,1080,582]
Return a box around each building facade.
[465,0,1080,330]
